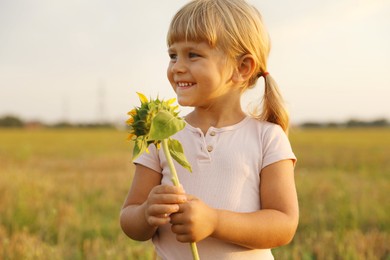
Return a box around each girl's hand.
[169,195,218,243]
[145,184,187,227]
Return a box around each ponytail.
[255,74,289,133]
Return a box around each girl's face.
[167,41,235,108]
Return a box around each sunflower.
[127,92,192,172]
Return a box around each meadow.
[0,128,389,259]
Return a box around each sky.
[0,0,389,125]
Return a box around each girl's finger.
[147,215,170,226]
[148,204,180,216]
[148,192,187,204]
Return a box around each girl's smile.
[176,81,196,88]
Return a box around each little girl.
[120,0,299,259]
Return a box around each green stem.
[162,139,180,187]
[161,139,200,260]
[190,243,200,260]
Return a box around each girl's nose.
[171,58,187,74]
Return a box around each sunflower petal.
[127,109,137,116]
[126,117,134,125]
[136,92,149,104]
[167,98,176,105]
[127,133,135,141]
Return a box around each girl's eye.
[189,52,200,58]
[169,53,177,60]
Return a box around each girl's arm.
[170,159,299,249]
[120,164,186,241]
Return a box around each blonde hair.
[167,0,289,132]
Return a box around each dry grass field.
[0,128,389,259]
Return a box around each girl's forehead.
[168,40,216,51]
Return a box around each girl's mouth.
[177,82,195,88]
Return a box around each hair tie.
[257,71,269,78]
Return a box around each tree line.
[299,118,389,128]
[0,115,115,129]
[0,114,389,129]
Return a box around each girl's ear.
[231,54,256,84]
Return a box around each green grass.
[0,128,389,259]
[272,128,390,260]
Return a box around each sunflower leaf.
[149,111,185,141]
[168,138,192,172]
[132,137,147,160]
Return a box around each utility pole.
[62,94,70,123]
[97,79,106,124]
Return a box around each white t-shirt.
[134,116,296,260]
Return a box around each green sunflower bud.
[127,92,192,172]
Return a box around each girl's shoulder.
[246,116,284,133]
[244,117,290,146]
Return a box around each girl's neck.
[185,106,246,134]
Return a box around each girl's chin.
[176,97,194,107]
